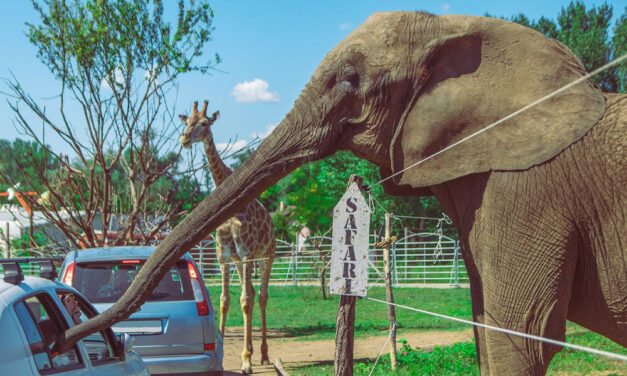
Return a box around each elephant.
[56,11,626,375]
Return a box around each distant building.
[0,205,72,256]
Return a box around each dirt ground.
[221,327,474,375]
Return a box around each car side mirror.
[116,333,134,360]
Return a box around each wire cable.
[366,297,627,362]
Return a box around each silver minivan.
[59,246,223,376]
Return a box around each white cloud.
[101,67,124,90]
[339,23,351,30]
[441,4,451,12]
[231,78,280,103]
[250,123,277,139]
[216,140,249,154]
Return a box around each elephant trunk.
[54,104,323,354]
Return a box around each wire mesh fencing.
[188,231,469,287]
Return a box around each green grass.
[291,332,626,375]
[207,284,626,375]
[206,285,472,339]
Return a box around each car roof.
[66,245,193,263]
[0,275,76,302]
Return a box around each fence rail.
[1,232,468,287]
[189,232,469,287]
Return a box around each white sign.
[330,182,371,297]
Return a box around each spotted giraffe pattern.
[179,101,275,374]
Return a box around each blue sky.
[0,1,624,159]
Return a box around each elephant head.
[60,11,607,361]
[184,11,603,199]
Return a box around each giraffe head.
[178,100,220,148]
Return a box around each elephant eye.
[339,72,359,91]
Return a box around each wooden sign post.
[332,175,371,376]
[381,213,397,369]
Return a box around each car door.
[57,290,144,376]
[12,292,92,376]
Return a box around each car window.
[72,260,193,303]
[14,294,83,373]
[57,291,119,366]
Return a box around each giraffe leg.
[259,257,273,365]
[238,261,255,374]
[218,263,230,335]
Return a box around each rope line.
[366,297,627,362]
[392,214,449,221]
[373,53,627,187]
[367,320,398,376]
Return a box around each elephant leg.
[238,260,255,374]
[473,230,577,375]
[258,257,273,365]
[463,248,491,375]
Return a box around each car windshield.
[72,260,194,303]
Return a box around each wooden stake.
[334,294,356,376]
[274,358,290,376]
[334,174,364,376]
[382,213,397,369]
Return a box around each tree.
[491,1,626,93]
[556,2,617,91]
[3,0,219,248]
[613,8,627,93]
[0,138,57,194]
[259,151,449,240]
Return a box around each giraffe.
[179,101,275,374]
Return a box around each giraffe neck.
[203,137,233,186]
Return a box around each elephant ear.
[389,16,605,189]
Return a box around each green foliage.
[613,8,627,93]
[4,0,219,247]
[27,0,219,86]
[292,332,626,375]
[556,2,617,92]
[0,139,57,196]
[9,232,51,256]
[492,1,626,93]
[258,151,447,240]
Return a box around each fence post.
[292,242,297,286]
[392,241,398,286]
[333,174,368,376]
[382,213,397,370]
[454,241,460,286]
[404,227,408,281]
[3,223,9,258]
[423,241,426,284]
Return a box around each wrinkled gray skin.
[59,12,626,375]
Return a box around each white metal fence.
[189,231,468,287]
[2,232,468,287]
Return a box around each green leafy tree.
[556,2,617,91]
[0,138,57,195]
[613,8,627,93]
[3,0,219,248]
[260,151,448,240]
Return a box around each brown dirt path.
[221,327,474,375]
